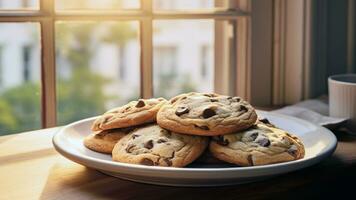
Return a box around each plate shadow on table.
[37,158,356,200]
[335,130,356,142]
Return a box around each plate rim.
[52,111,337,173]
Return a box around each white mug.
[328,74,356,132]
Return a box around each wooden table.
[1,128,356,200]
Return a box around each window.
[21,0,33,8]
[153,0,174,10]
[56,0,140,10]
[0,0,38,9]
[153,20,214,98]
[153,0,225,10]
[0,0,249,134]
[153,46,178,98]
[0,23,41,135]
[201,45,213,79]
[154,46,177,74]
[22,45,32,82]
[55,21,140,125]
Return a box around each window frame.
[0,0,250,129]
[272,0,313,105]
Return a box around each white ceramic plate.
[53,111,337,187]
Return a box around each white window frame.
[0,0,252,128]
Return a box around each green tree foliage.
[155,71,197,99]
[56,68,112,125]
[56,22,138,125]
[179,74,197,94]
[0,17,201,135]
[56,23,112,125]
[101,22,137,46]
[0,83,41,135]
[155,71,177,98]
[0,98,17,135]
[0,22,137,135]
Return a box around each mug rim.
[328,74,356,86]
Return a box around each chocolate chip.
[203,93,213,97]
[288,149,297,157]
[103,115,114,123]
[259,118,275,127]
[202,108,216,118]
[227,96,233,100]
[291,136,299,140]
[287,145,298,158]
[160,129,171,137]
[157,138,167,143]
[125,144,135,153]
[239,105,248,112]
[124,106,131,111]
[250,132,259,141]
[135,99,145,108]
[170,151,175,158]
[233,97,241,102]
[163,158,172,166]
[215,136,229,146]
[132,134,140,139]
[144,140,154,149]
[247,155,254,166]
[256,138,271,147]
[210,98,218,102]
[175,106,189,116]
[140,158,155,166]
[194,125,209,130]
[170,98,178,104]
[259,118,270,124]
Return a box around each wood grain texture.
[0,128,356,200]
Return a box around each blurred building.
[0,0,214,106]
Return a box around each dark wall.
[309,0,354,97]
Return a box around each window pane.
[0,23,41,136]
[0,0,38,9]
[56,21,140,125]
[153,20,214,99]
[153,0,231,10]
[56,0,139,10]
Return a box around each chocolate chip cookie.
[92,98,167,131]
[112,124,209,167]
[194,150,226,165]
[258,117,276,128]
[157,92,257,136]
[84,127,134,154]
[209,123,305,166]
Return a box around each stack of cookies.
[84,92,305,167]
